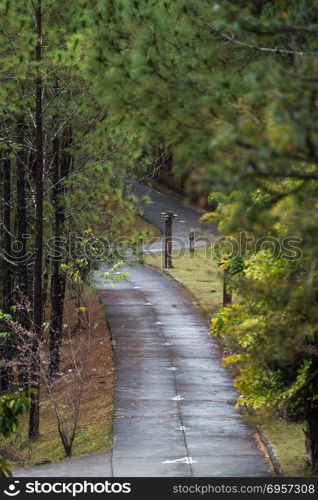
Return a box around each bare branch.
[210,25,317,56]
[243,24,318,36]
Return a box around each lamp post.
[161,211,177,268]
[218,261,232,307]
[189,229,195,256]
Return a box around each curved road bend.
[15,183,269,477]
[130,182,219,253]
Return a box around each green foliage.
[0,392,30,476]
[0,457,12,477]
[103,261,129,287]
[0,392,30,437]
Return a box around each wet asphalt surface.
[131,182,219,253]
[96,265,269,477]
[15,183,269,477]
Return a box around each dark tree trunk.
[223,268,232,307]
[42,256,49,312]
[305,407,318,467]
[304,358,318,467]
[48,127,72,381]
[1,154,13,391]
[29,0,43,440]
[48,136,62,381]
[16,118,29,391]
[61,127,73,182]
[2,156,12,312]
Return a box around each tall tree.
[29,0,44,440]
[16,118,29,391]
[48,136,61,381]
[1,153,13,391]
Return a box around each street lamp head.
[161,211,178,219]
[189,230,195,241]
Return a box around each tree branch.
[210,26,317,56]
[243,24,318,36]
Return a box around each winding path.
[15,183,269,477]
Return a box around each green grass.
[244,411,309,477]
[261,420,307,476]
[146,247,311,477]
[4,410,113,467]
[122,215,162,241]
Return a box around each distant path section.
[131,182,219,253]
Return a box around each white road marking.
[162,457,197,464]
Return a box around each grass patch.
[243,411,309,477]
[146,246,223,318]
[146,248,310,476]
[118,214,162,242]
[261,420,307,476]
[1,290,113,468]
[130,215,162,239]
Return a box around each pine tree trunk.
[48,127,72,381]
[1,154,13,391]
[42,257,49,312]
[3,156,12,312]
[29,0,43,440]
[16,118,29,391]
[49,136,62,381]
[305,408,318,467]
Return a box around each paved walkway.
[97,265,269,476]
[15,183,269,477]
[96,183,269,477]
[14,453,112,478]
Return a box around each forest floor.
[1,290,113,468]
[118,214,162,241]
[146,247,309,477]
